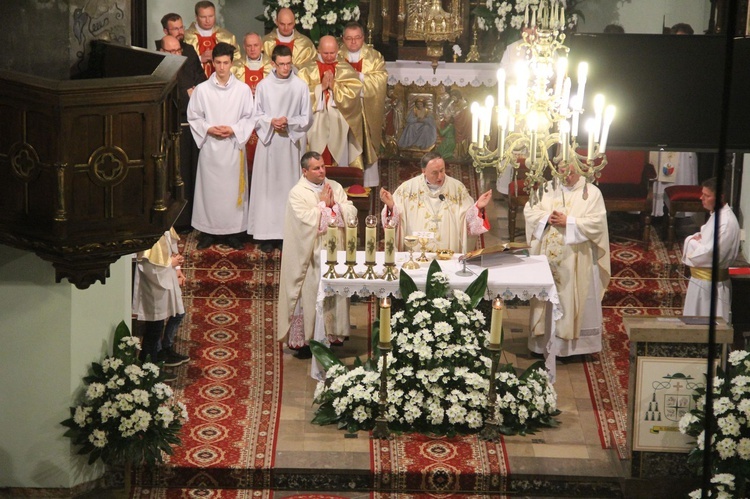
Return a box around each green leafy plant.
[61,321,187,466]
[311,260,560,435]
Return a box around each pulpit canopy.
[0,41,186,289]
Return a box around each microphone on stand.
[439,194,445,202]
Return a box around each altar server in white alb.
[188,42,256,250]
[246,44,312,253]
[278,152,357,359]
[682,178,740,322]
[379,152,492,253]
[524,164,611,358]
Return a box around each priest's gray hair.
[301,151,322,170]
[420,151,443,169]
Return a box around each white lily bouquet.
[311,260,559,435]
[679,349,750,498]
[61,321,188,465]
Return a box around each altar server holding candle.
[279,151,357,358]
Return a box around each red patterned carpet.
[131,234,281,498]
[585,215,687,458]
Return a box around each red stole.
[348,59,363,73]
[316,60,338,166]
[244,66,265,179]
[197,33,218,77]
[275,38,296,54]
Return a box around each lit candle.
[527,111,538,164]
[570,94,580,138]
[524,5,529,26]
[599,105,616,153]
[561,77,571,113]
[379,297,392,343]
[490,296,503,345]
[593,94,605,143]
[384,221,396,265]
[326,223,338,263]
[345,223,357,263]
[560,6,565,28]
[471,101,480,144]
[576,62,588,107]
[496,68,505,110]
[559,119,570,162]
[554,57,567,97]
[586,118,596,161]
[365,216,376,264]
[517,63,529,113]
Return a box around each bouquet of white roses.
[472,0,582,47]
[679,349,750,498]
[61,321,187,466]
[311,260,559,436]
[257,0,361,43]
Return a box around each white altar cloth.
[386,61,500,88]
[312,251,563,381]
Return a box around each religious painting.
[436,88,471,160]
[398,93,437,153]
[382,86,403,157]
[633,356,709,453]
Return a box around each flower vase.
[106,462,133,498]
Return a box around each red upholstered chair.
[663,185,704,246]
[593,150,656,248]
[325,166,371,248]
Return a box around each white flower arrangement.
[679,349,750,497]
[257,0,360,43]
[472,0,582,47]
[310,261,559,435]
[62,321,187,465]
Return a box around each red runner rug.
[372,434,509,495]
[585,215,687,458]
[131,232,282,497]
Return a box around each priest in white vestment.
[682,178,740,323]
[297,36,364,169]
[246,45,311,252]
[188,42,256,250]
[379,152,492,253]
[278,152,357,358]
[524,166,611,359]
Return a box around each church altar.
[312,251,563,380]
[385,61,499,88]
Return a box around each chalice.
[416,234,433,262]
[402,235,420,270]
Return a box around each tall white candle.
[384,224,396,264]
[365,223,376,264]
[326,224,337,263]
[490,297,503,345]
[599,105,616,153]
[554,57,567,97]
[345,224,357,263]
[593,94,605,143]
[577,62,588,107]
[379,297,392,343]
[471,101,479,144]
[586,118,595,161]
[571,94,580,138]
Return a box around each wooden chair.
[663,185,704,246]
[594,150,656,248]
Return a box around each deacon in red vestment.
[184,1,239,78]
[261,7,316,70]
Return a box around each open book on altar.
[461,242,530,268]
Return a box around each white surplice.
[682,204,740,322]
[132,229,184,321]
[278,177,357,343]
[524,178,611,357]
[381,174,488,253]
[246,70,312,239]
[188,73,255,234]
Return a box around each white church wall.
[0,248,131,489]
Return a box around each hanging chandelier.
[469,0,615,202]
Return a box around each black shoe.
[226,235,244,250]
[259,241,274,253]
[197,234,215,250]
[158,348,190,367]
[293,345,312,359]
[160,370,178,382]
